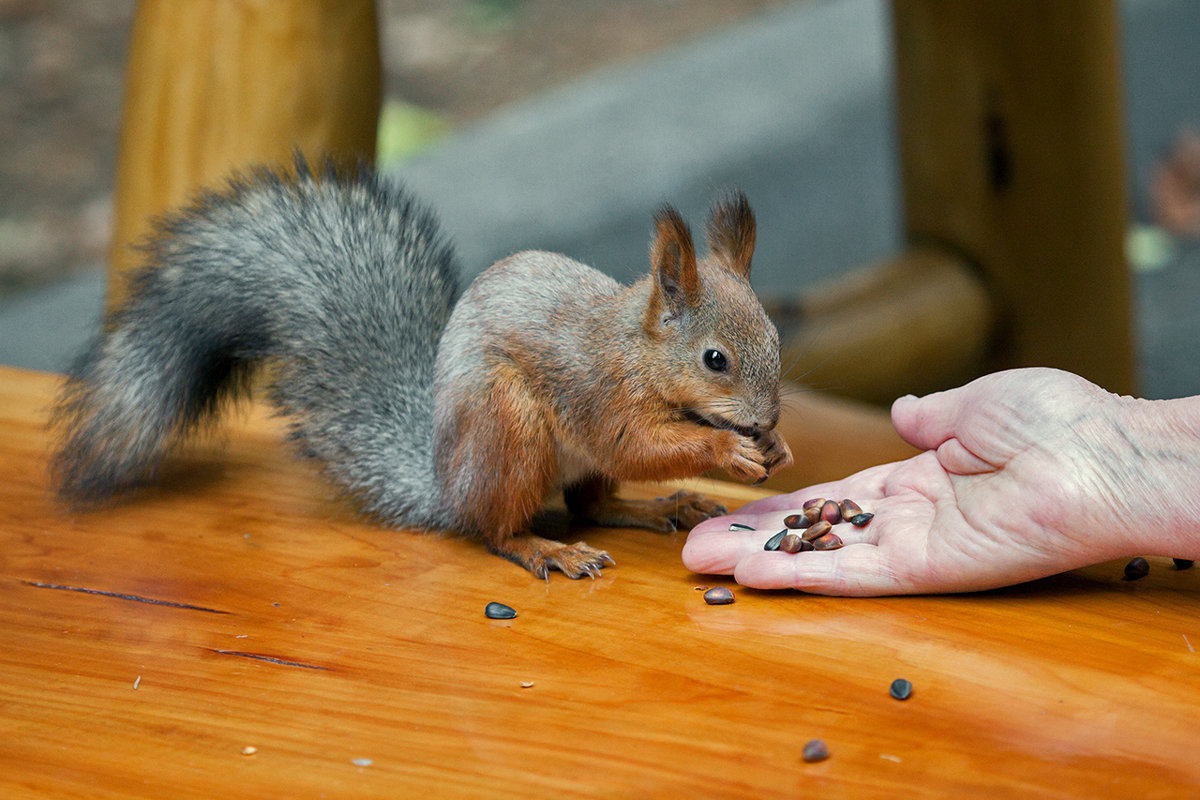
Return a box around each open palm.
[682,369,1134,595]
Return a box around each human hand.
[682,368,1180,595]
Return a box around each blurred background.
[0,0,1198,398]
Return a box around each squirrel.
[50,157,793,579]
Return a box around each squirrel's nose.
[754,410,780,433]
[747,421,774,439]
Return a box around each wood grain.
[2,366,1198,798]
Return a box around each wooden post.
[890,0,1136,393]
[107,0,381,310]
[773,247,993,406]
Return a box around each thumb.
[890,385,970,452]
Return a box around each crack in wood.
[211,650,328,670]
[23,581,230,614]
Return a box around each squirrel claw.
[543,541,614,580]
[492,534,612,580]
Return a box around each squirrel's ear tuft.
[706,190,756,280]
[650,204,700,319]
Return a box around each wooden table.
[2,365,1197,798]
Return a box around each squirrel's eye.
[703,349,728,373]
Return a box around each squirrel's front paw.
[721,432,771,483]
[754,429,793,482]
[722,429,793,485]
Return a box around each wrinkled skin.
[683,368,1200,596]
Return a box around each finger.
[732,544,909,596]
[681,516,784,574]
[891,387,971,452]
[934,437,994,475]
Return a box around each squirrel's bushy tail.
[51,158,460,528]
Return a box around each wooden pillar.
[776,247,993,406]
[107,0,381,310]
[890,0,1136,393]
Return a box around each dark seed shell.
[763,530,788,551]
[1172,558,1195,570]
[779,532,804,553]
[820,500,842,525]
[889,678,913,700]
[801,739,830,763]
[783,513,810,529]
[728,522,756,532]
[703,586,735,605]
[849,512,874,527]
[485,601,517,620]
[801,519,833,542]
[812,532,844,551]
[839,499,863,519]
[1123,557,1150,581]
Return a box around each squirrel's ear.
[706,190,756,281]
[649,205,700,320]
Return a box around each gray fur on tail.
[51,157,460,529]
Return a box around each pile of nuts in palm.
[732,497,873,554]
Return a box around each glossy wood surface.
[2,366,1197,798]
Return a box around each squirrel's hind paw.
[489,533,614,580]
[573,489,726,533]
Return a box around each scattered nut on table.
[485,601,518,619]
[802,739,830,763]
[1123,557,1150,581]
[703,586,735,605]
